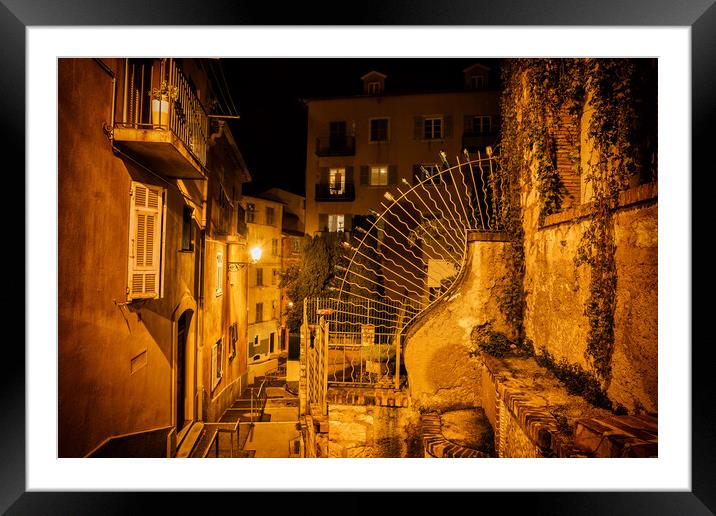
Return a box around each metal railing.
[315,135,356,156]
[335,149,506,331]
[305,297,415,388]
[315,183,356,202]
[116,58,209,167]
[304,150,506,390]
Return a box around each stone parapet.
[327,386,411,408]
[481,354,658,458]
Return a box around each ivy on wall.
[497,58,650,398]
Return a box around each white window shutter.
[127,182,164,300]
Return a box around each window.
[470,74,488,89]
[256,267,264,286]
[367,81,382,95]
[181,206,194,251]
[216,251,223,296]
[370,166,388,186]
[246,203,256,223]
[369,118,389,142]
[211,339,223,391]
[328,214,345,232]
[413,164,441,186]
[329,168,345,195]
[271,269,278,286]
[329,121,347,149]
[424,117,443,139]
[271,300,277,319]
[216,189,231,235]
[471,116,492,135]
[266,206,275,226]
[255,302,264,323]
[127,182,165,301]
[272,238,279,257]
[228,323,238,360]
[319,214,352,233]
[291,238,301,254]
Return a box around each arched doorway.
[176,310,192,432]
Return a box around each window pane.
[370,166,388,186]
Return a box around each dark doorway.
[176,311,190,432]
[269,332,275,354]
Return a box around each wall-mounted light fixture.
[228,244,263,272]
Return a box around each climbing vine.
[497,58,649,389]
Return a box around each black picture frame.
[5,0,711,513]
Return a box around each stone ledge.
[327,386,411,408]
[482,354,658,458]
[541,182,657,229]
[421,413,491,458]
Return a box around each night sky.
[220,58,501,197]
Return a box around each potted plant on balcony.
[149,80,178,128]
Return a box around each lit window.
[369,118,389,142]
[329,168,345,195]
[328,214,345,233]
[424,117,443,139]
[370,166,388,186]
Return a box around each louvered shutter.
[414,116,423,139]
[344,214,352,232]
[318,214,328,232]
[359,166,369,186]
[412,164,421,185]
[127,182,164,300]
[444,115,453,138]
[388,165,398,185]
[345,166,354,185]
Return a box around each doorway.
[176,311,190,432]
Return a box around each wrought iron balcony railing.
[315,136,356,156]
[113,58,209,178]
[315,183,356,202]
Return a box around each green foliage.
[499,58,646,385]
[534,348,613,410]
[279,233,346,332]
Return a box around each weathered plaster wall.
[522,186,658,413]
[403,236,510,412]
[58,59,201,457]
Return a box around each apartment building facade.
[304,65,500,236]
[58,58,251,457]
[243,195,284,379]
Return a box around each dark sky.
[220,58,501,197]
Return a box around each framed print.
[7,0,713,513]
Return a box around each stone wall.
[325,388,422,458]
[403,234,510,412]
[522,184,658,413]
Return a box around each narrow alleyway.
[189,356,299,458]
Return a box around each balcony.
[462,132,497,153]
[315,183,356,202]
[112,59,209,180]
[315,135,355,156]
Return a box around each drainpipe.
[94,58,116,136]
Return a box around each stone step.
[175,422,204,458]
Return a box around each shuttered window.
[216,251,223,297]
[127,182,165,301]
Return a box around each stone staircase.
[421,409,494,458]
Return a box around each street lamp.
[228,245,262,271]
